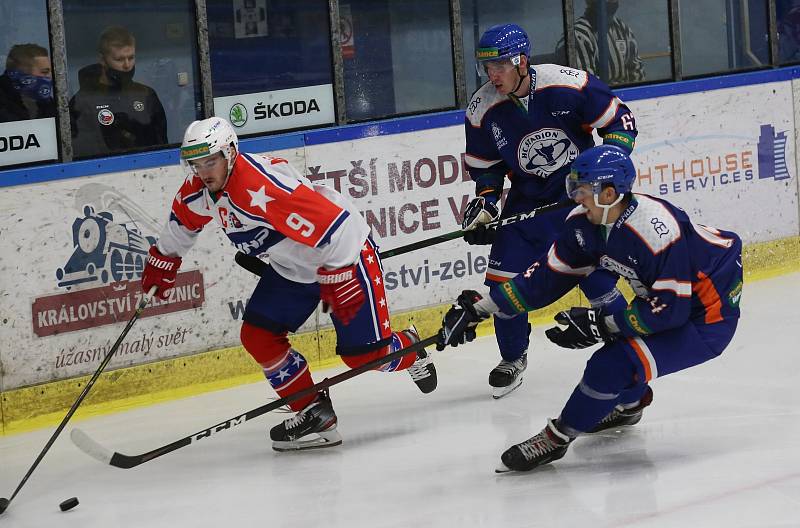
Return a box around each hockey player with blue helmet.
[461,23,638,398]
[440,145,743,472]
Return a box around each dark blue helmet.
[567,145,636,199]
[476,24,531,63]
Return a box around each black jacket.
[0,73,56,123]
[69,64,167,158]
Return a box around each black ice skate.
[496,419,573,473]
[589,386,654,434]
[404,326,437,394]
[489,353,527,399]
[270,390,342,452]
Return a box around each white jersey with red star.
[156,152,370,283]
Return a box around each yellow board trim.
[2,236,798,435]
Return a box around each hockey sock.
[340,331,417,372]
[241,322,316,412]
[262,349,316,412]
[559,341,638,433]
[618,383,649,408]
[493,315,530,361]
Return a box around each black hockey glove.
[545,307,613,349]
[462,196,499,246]
[436,290,490,351]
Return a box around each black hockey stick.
[234,199,574,278]
[0,286,157,515]
[70,333,438,469]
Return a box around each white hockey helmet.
[179,117,239,176]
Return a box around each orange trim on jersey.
[626,337,653,382]
[485,272,512,283]
[692,271,723,324]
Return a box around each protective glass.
[475,54,521,77]
[186,152,225,174]
[566,174,602,200]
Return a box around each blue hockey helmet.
[476,24,531,64]
[567,145,636,221]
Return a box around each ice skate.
[589,386,653,434]
[404,326,437,394]
[489,353,527,399]
[270,390,342,451]
[496,419,572,473]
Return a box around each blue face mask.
[7,69,53,102]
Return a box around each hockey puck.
[59,497,79,512]
[0,498,9,514]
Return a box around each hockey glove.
[462,196,500,245]
[545,307,613,349]
[317,264,365,325]
[437,290,491,351]
[142,246,182,300]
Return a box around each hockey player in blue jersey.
[438,145,743,472]
[463,23,637,398]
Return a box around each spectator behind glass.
[0,43,56,123]
[778,0,800,62]
[69,26,167,158]
[555,0,645,85]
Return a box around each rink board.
[1,74,799,433]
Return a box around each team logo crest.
[97,108,115,126]
[133,100,145,112]
[517,128,579,178]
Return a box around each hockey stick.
[234,199,574,278]
[70,333,438,469]
[0,286,157,515]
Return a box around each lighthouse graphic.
[757,124,791,181]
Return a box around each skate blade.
[272,429,343,452]
[491,375,523,399]
[494,461,513,474]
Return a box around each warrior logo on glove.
[142,246,182,300]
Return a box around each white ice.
[2,273,799,527]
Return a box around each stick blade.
[70,428,113,465]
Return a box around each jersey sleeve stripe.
[588,96,621,129]
[651,279,692,297]
[182,189,205,205]
[546,245,595,276]
[692,271,724,324]
[169,211,204,233]
[464,153,502,169]
[314,209,350,248]
[693,222,735,248]
[241,153,295,194]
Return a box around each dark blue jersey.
[491,194,743,337]
[464,64,637,203]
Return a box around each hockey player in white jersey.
[142,117,437,452]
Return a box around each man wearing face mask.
[555,0,645,85]
[69,26,167,158]
[0,43,56,123]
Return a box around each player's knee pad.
[240,321,290,365]
[581,341,639,395]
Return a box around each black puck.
[59,497,79,512]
